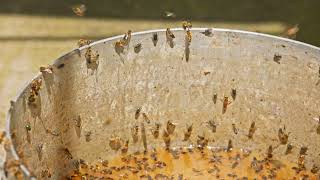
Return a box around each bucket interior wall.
[7,29,320,178]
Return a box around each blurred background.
[0,0,319,127]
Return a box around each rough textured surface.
[6,28,320,179]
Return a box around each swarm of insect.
[151,123,161,138]
[166,120,176,134]
[248,122,256,139]
[278,127,289,144]
[78,39,92,47]
[84,47,99,64]
[39,65,53,74]
[131,125,139,143]
[162,130,171,150]
[72,4,87,17]
[109,136,122,151]
[183,124,193,141]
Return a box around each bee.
[166,120,176,134]
[84,47,99,64]
[142,113,150,124]
[0,131,7,144]
[62,147,73,159]
[197,135,208,148]
[78,39,92,47]
[285,143,293,155]
[273,54,281,64]
[152,33,158,47]
[135,107,141,120]
[212,93,217,104]
[284,24,299,39]
[166,28,175,40]
[185,30,192,44]
[36,144,43,160]
[207,120,217,133]
[121,140,129,154]
[131,125,139,143]
[183,124,193,141]
[151,123,161,138]
[141,122,147,152]
[222,96,232,114]
[311,164,319,174]
[25,124,31,131]
[200,28,213,37]
[266,145,273,159]
[164,11,176,18]
[85,131,92,142]
[162,130,171,150]
[72,4,87,17]
[299,146,308,156]
[248,122,256,139]
[226,139,233,152]
[231,89,237,100]
[297,155,306,170]
[109,136,122,151]
[134,43,142,54]
[122,30,132,46]
[232,123,238,135]
[182,21,192,30]
[278,127,289,144]
[30,79,42,95]
[39,65,53,74]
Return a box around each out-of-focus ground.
[0,14,287,128]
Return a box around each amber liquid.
[69,147,317,180]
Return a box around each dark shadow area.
[1,0,320,46]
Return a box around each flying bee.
[212,93,218,104]
[152,123,161,138]
[226,139,233,152]
[182,21,192,30]
[39,65,53,74]
[62,147,73,159]
[115,40,125,54]
[183,124,193,141]
[135,107,141,120]
[207,120,217,133]
[109,136,122,151]
[285,143,293,155]
[131,125,139,143]
[134,43,142,53]
[186,30,192,44]
[278,127,289,144]
[200,28,213,37]
[284,24,299,39]
[84,47,99,64]
[166,120,176,134]
[152,33,158,46]
[273,54,282,64]
[72,4,87,17]
[78,39,92,47]
[222,96,232,114]
[122,30,132,46]
[121,140,129,154]
[232,123,238,135]
[142,113,151,124]
[162,130,171,150]
[166,28,175,40]
[164,11,176,18]
[248,122,256,139]
[231,89,237,100]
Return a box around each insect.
[231,89,237,100]
[207,120,217,133]
[297,154,306,170]
[273,54,282,64]
[131,125,139,143]
[25,124,31,131]
[121,140,129,154]
[197,135,209,148]
[28,78,42,104]
[72,4,87,17]
[78,39,92,47]
[166,28,175,40]
[232,123,238,134]
[84,47,99,64]
[142,113,150,123]
[141,122,147,152]
[162,130,171,150]
[200,28,213,37]
[248,121,256,139]
[284,24,299,39]
[299,146,308,156]
[182,21,192,30]
[222,96,232,114]
[134,43,142,53]
[36,144,43,160]
[266,145,273,159]
[0,131,6,144]
[212,93,217,104]
[109,136,122,151]
[151,123,161,138]
[251,157,263,173]
[278,127,289,144]
[152,33,158,46]
[166,120,176,134]
[122,30,132,46]
[226,139,233,152]
[183,124,193,141]
[39,65,53,74]
[285,143,293,155]
[62,147,73,159]
[311,164,319,174]
[135,108,141,120]
[85,131,92,142]
[114,40,125,55]
[164,11,176,18]
[185,30,192,44]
